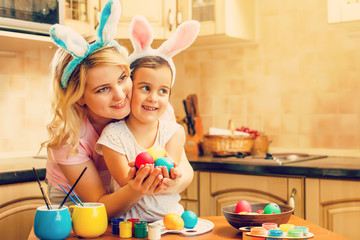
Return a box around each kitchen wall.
[171,0,360,155]
[2,0,360,157]
[0,48,55,157]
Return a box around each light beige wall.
[2,0,360,156]
[171,0,360,153]
[0,48,55,156]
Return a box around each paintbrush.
[33,167,51,209]
[67,184,84,206]
[58,184,78,205]
[59,167,87,209]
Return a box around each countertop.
[189,155,360,180]
[27,215,349,240]
[1,154,360,185]
[0,156,46,185]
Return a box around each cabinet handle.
[177,11,182,25]
[168,9,174,31]
[288,188,296,210]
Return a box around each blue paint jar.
[111,217,124,235]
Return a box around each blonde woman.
[41,0,193,218]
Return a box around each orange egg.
[163,213,184,230]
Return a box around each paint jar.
[111,218,124,235]
[294,226,309,235]
[262,222,278,230]
[279,223,295,232]
[287,228,304,238]
[127,218,140,235]
[148,222,162,240]
[250,227,267,239]
[134,221,148,238]
[268,229,284,237]
[119,221,132,238]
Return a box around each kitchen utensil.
[223,203,293,229]
[183,99,195,136]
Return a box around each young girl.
[42,0,193,218]
[96,15,200,221]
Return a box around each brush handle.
[59,167,87,209]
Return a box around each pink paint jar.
[262,222,278,230]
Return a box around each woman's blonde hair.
[41,36,130,160]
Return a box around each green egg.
[263,203,281,214]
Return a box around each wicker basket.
[203,134,255,156]
[203,120,255,156]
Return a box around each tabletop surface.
[28,215,350,240]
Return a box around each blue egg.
[154,157,174,173]
[181,211,198,229]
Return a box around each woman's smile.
[112,99,128,109]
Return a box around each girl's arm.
[59,159,162,218]
[165,127,185,166]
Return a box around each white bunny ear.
[158,20,200,58]
[129,15,154,53]
[97,0,121,44]
[50,24,90,58]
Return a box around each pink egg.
[135,152,154,169]
[235,200,252,214]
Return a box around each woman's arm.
[59,160,163,217]
[102,145,133,187]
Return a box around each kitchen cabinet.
[199,172,304,218]
[180,171,199,215]
[0,181,45,240]
[64,0,99,36]
[306,178,360,240]
[99,0,176,39]
[177,0,255,45]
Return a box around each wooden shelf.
[0,30,54,52]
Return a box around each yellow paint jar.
[119,221,132,238]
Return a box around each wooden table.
[28,215,350,239]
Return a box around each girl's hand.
[158,162,181,179]
[127,164,163,195]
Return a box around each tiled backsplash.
[2,1,360,157]
[0,48,55,157]
[171,0,360,155]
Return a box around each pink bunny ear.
[158,20,200,57]
[129,15,153,53]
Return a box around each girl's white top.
[96,119,185,221]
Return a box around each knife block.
[185,116,204,157]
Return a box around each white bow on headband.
[49,0,122,88]
[128,15,200,87]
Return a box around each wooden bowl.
[222,203,293,229]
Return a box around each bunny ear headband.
[49,0,122,89]
[128,15,200,87]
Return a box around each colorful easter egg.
[181,211,198,229]
[263,203,281,214]
[235,200,252,214]
[135,152,154,169]
[163,213,184,230]
[147,145,166,160]
[154,157,174,173]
